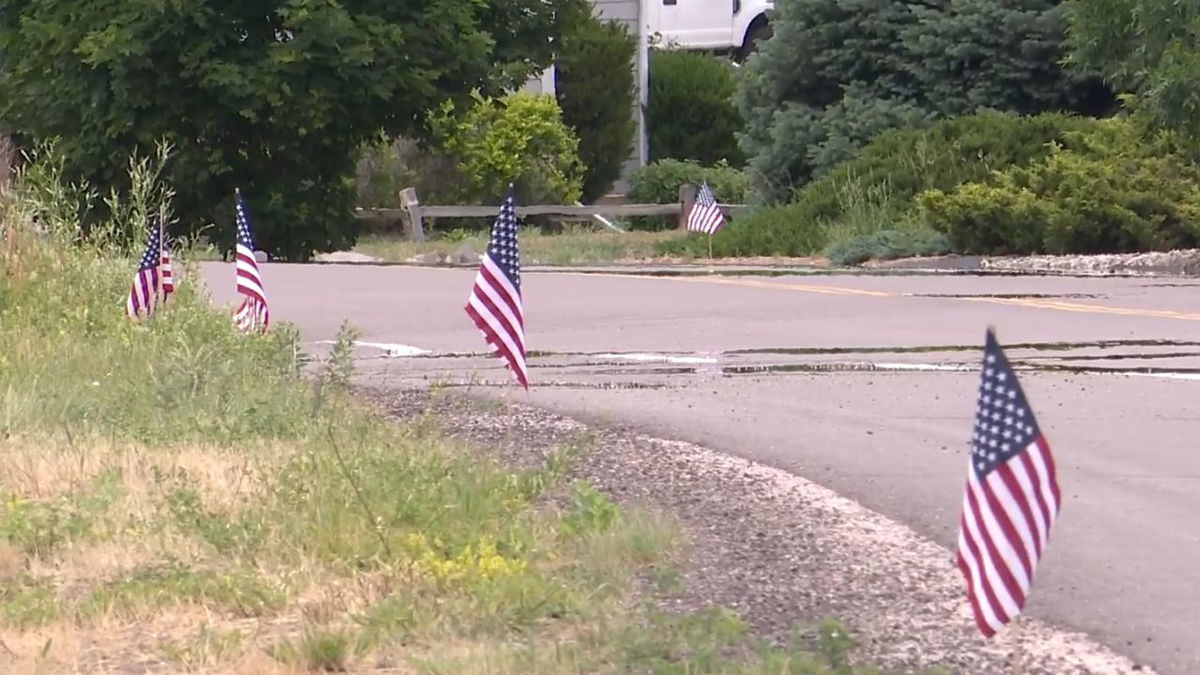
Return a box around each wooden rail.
[352,185,746,242]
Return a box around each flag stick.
[1009,616,1025,675]
[156,218,165,310]
[707,233,713,260]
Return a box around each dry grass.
[354,227,692,265]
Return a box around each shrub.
[737,0,1114,201]
[823,228,952,266]
[920,117,1200,254]
[654,202,825,258]
[556,13,638,203]
[354,136,462,213]
[794,112,1098,227]
[627,159,749,231]
[628,159,748,204]
[678,112,1098,260]
[429,91,584,206]
[647,50,745,167]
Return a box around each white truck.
[644,0,774,60]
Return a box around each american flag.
[956,328,1061,637]
[159,220,175,302]
[232,189,269,332]
[126,224,165,319]
[464,186,527,388]
[686,181,725,235]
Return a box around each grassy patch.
[355,226,691,265]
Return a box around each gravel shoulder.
[360,386,1152,675]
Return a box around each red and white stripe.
[126,268,159,318]
[956,436,1061,637]
[686,201,725,235]
[465,254,527,388]
[160,243,175,301]
[234,242,269,331]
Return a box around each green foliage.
[669,111,1096,259]
[556,12,638,202]
[920,117,1200,254]
[655,201,827,258]
[739,0,1115,201]
[0,577,61,628]
[627,159,749,231]
[559,482,621,537]
[0,0,575,259]
[824,228,952,266]
[1065,0,1200,145]
[1,471,125,556]
[648,50,746,167]
[796,112,1097,228]
[271,627,369,671]
[430,91,584,205]
[629,159,749,204]
[355,136,464,211]
[78,560,286,620]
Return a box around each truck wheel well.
[736,15,772,62]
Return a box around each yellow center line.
[960,296,1200,321]
[670,275,892,297]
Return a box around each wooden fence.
[353,185,746,242]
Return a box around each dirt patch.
[360,387,1151,674]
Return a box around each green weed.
[77,560,286,621]
[271,626,369,672]
[0,576,61,627]
[159,624,248,669]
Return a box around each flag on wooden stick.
[686,180,725,235]
[956,328,1061,637]
[232,189,270,332]
[464,186,528,388]
[126,223,166,319]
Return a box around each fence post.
[399,187,425,242]
[678,183,698,231]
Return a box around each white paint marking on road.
[1128,372,1200,381]
[873,362,974,372]
[316,340,432,357]
[595,352,719,365]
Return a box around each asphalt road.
[202,262,1200,673]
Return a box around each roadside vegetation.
[0,150,884,672]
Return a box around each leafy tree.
[429,92,584,205]
[1066,0,1200,143]
[647,50,745,167]
[555,11,637,203]
[739,0,1114,203]
[0,0,581,260]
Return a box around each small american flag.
[160,220,175,302]
[956,328,1061,637]
[464,186,528,388]
[232,189,269,332]
[126,224,165,319]
[686,181,725,235]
